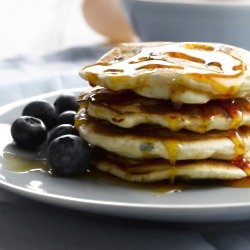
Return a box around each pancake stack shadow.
[75,42,250,183]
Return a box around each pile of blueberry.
[11,94,91,176]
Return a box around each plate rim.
[2,175,250,210]
[1,88,250,214]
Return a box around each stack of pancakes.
[76,42,250,183]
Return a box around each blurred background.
[0,0,97,58]
[2,0,250,60]
[0,0,136,104]
[0,0,136,59]
[3,0,250,57]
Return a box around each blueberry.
[22,100,57,130]
[48,124,78,144]
[54,94,79,114]
[11,116,47,149]
[57,111,76,126]
[47,135,90,176]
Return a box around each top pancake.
[79,42,250,104]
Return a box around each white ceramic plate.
[1,88,250,222]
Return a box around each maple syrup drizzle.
[136,64,184,71]
[231,157,250,176]
[227,130,245,158]
[183,43,215,51]
[104,69,124,73]
[220,100,243,129]
[164,139,180,166]
[166,51,205,64]
[186,70,242,96]
[164,140,180,183]
[164,115,180,132]
[85,72,99,85]
[225,152,250,187]
[129,56,151,64]
[82,42,245,97]
[226,130,250,176]
[206,61,223,71]
[222,99,248,175]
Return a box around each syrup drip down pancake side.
[79,87,250,133]
[79,42,250,104]
[92,150,247,182]
[76,112,250,163]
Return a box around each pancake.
[79,42,250,104]
[92,152,247,182]
[79,87,250,133]
[76,112,250,162]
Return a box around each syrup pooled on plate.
[2,150,190,194]
[2,153,49,173]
